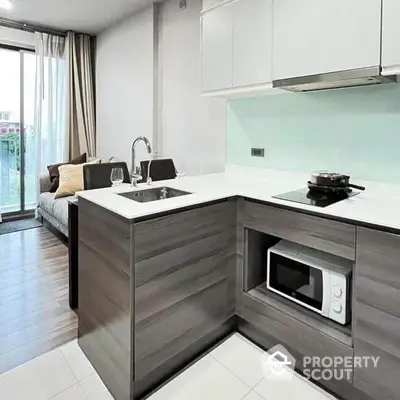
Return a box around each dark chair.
[83,162,130,190]
[139,159,177,182]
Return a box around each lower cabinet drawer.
[135,280,228,380]
[133,201,236,384]
[237,293,354,382]
[354,339,400,400]
[242,201,356,260]
[353,227,400,400]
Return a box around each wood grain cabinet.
[354,227,400,400]
[236,200,358,398]
[78,199,236,400]
[78,199,133,400]
[133,201,237,397]
[237,292,353,374]
[242,201,356,260]
[79,195,400,400]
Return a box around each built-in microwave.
[267,240,352,325]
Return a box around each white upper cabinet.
[201,0,273,95]
[273,0,382,80]
[382,0,400,75]
[201,3,234,92]
[233,0,273,88]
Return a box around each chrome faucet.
[146,151,159,186]
[131,136,152,186]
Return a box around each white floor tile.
[0,334,337,400]
[254,371,336,400]
[242,391,265,400]
[148,354,251,400]
[60,340,96,380]
[80,373,114,400]
[210,333,270,387]
[0,348,77,400]
[49,383,88,400]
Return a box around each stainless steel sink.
[117,187,192,203]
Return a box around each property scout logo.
[263,344,379,382]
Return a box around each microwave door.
[321,270,332,318]
[268,252,324,313]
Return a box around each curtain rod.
[0,18,67,37]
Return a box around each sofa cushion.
[47,153,87,193]
[55,164,85,199]
[39,192,74,228]
[55,159,101,199]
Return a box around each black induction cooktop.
[272,188,360,208]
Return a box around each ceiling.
[0,0,156,34]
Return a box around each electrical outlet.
[179,0,187,10]
[251,148,265,157]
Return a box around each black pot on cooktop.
[309,171,366,193]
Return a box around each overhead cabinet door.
[233,0,273,88]
[381,0,400,74]
[273,0,382,80]
[201,3,234,92]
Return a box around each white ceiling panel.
[0,0,157,34]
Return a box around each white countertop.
[77,165,400,231]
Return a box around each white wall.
[158,0,227,176]
[0,27,34,49]
[96,6,155,168]
[96,0,227,176]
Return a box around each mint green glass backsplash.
[227,84,400,183]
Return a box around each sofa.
[37,157,125,237]
[38,174,74,237]
[37,158,174,237]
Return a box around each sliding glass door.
[23,51,36,211]
[0,45,35,216]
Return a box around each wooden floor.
[0,227,77,375]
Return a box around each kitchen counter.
[78,165,400,232]
[78,191,237,400]
[77,165,400,400]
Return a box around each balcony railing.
[0,129,36,213]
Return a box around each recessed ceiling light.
[0,0,12,10]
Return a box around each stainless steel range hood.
[273,66,397,92]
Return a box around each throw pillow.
[54,164,85,199]
[47,153,87,193]
[54,159,100,199]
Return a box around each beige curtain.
[67,31,96,159]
